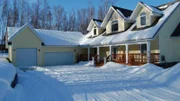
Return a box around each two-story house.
[6,0,180,67]
[80,0,180,66]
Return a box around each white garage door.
[44,52,74,66]
[16,48,37,67]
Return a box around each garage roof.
[8,24,84,46]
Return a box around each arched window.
[94,26,97,35]
[140,12,146,26]
[111,20,118,32]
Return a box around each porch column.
[109,45,112,60]
[147,41,151,63]
[97,46,100,60]
[125,44,129,64]
[88,47,90,61]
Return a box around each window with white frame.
[111,20,118,32]
[140,12,147,26]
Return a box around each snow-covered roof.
[143,3,163,15]
[130,2,163,20]
[36,29,83,46]
[7,27,21,37]
[94,19,102,27]
[8,25,84,46]
[81,2,179,46]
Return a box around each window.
[140,12,146,26]
[93,27,97,36]
[111,20,118,32]
[140,44,147,54]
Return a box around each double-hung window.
[140,12,147,26]
[111,20,118,32]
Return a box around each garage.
[16,48,37,67]
[44,52,74,66]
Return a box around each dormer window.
[140,12,146,26]
[94,27,97,36]
[111,20,118,32]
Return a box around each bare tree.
[41,0,50,29]
[77,8,89,34]
[12,0,19,27]
[68,9,77,31]
[47,11,52,30]
[62,12,69,31]
[98,0,117,20]
[31,0,41,28]
[1,0,9,25]
[87,0,95,22]
[54,5,64,30]
[97,5,105,20]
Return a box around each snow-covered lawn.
[1,59,180,101]
[23,61,180,101]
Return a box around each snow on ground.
[33,62,180,101]
[0,57,22,101]
[152,63,180,89]
[0,53,8,58]
[1,58,180,101]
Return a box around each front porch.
[79,40,160,66]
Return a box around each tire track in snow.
[132,89,165,101]
[140,88,180,101]
[124,89,149,101]
[159,87,180,96]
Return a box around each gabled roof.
[9,23,44,42]
[101,6,133,27]
[171,23,180,37]
[87,19,103,31]
[8,24,84,46]
[130,2,163,20]
[81,2,179,46]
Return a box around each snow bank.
[101,62,125,69]
[129,63,162,75]
[152,63,180,89]
[76,61,94,67]
[0,58,17,101]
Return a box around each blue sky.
[43,0,173,12]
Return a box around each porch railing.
[79,53,160,65]
[111,53,160,65]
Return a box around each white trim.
[125,44,129,64]
[88,47,90,60]
[97,46,100,60]
[109,45,112,60]
[146,40,151,63]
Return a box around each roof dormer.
[130,2,163,29]
[87,19,105,37]
[101,5,133,35]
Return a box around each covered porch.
[79,40,160,66]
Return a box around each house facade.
[80,1,180,65]
[6,0,180,67]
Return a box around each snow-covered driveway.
[22,62,180,101]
